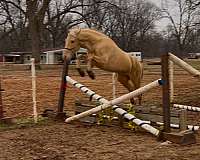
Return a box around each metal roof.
[0,54,20,57]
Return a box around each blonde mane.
[69,28,108,39]
[81,29,107,37]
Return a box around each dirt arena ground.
[0,59,200,160]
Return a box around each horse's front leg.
[76,54,85,77]
[86,54,95,79]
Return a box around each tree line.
[0,0,200,64]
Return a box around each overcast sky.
[148,0,173,31]
[149,0,162,5]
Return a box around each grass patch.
[0,116,49,131]
[185,60,200,70]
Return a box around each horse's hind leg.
[117,74,136,104]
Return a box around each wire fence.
[0,60,199,121]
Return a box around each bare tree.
[0,0,111,66]
[0,0,28,51]
[25,0,51,66]
[187,0,200,8]
[162,0,200,55]
[105,0,161,51]
[44,0,85,48]
[81,0,113,30]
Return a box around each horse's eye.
[71,40,74,43]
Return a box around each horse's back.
[92,38,133,72]
[82,29,141,74]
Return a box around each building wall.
[128,52,142,62]
[44,50,63,64]
[23,54,32,64]
[8,49,64,64]
[0,55,3,62]
[40,54,47,64]
[23,54,47,64]
[46,53,54,64]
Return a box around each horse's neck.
[78,30,103,51]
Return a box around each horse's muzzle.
[63,49,73,61]
[64,47,73,51]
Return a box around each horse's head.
[64,28,81,60]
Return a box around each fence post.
[57,56,70,114]
[0,77,3,119]
[160,53,197,145]
[161,53,171,133]
[169,60,174,103]
[31,58,38,123]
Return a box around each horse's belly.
[93,59,130,73]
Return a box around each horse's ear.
[66,29,70,34]
[75,28,81,35]
[71,25,79,29]
[70,28,81,37]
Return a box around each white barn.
[128,52,143,62]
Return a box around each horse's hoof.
[130,98,136,105]
[87,70,95,79]
[79,71,85,77]
[77,68,85,77]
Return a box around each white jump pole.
[65,76,163,136]
[112,73,116,99]
[169,53,200,78]
[31,58,38,123]
[173,104,200,112]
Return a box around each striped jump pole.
[156,122,199,131]
[90,115,199,131]
[173,104,200,112]
[65,76,163,137]
[144,121,199,131]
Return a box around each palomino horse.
[64,28,143,105]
